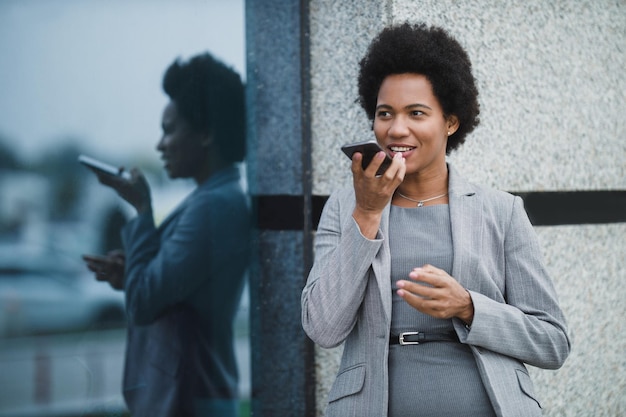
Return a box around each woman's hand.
[82,250,126,290]
[91,167,152,215]
[351,151,405,238]
[396,264,474,325]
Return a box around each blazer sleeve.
[461,195,571,369]
[301,190,383,348]
[121,191,229,326]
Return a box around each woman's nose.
[388,116,409,137]
[156,135,166,151]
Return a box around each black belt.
[389,331,459,346]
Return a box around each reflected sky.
[0,0,245,162]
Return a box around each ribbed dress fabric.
[387,204,496,417]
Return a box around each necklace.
[396,191,449,207]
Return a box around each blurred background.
[0,1,249,415]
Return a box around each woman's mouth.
[389,145,416,156]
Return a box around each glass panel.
[0,1,249,416]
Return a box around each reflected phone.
[82,253,108,262]
[78,154,131,180]
[341,140,392,176]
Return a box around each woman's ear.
[446,115,460,136]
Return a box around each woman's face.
[157,101,208,179]
[373,73,458,176]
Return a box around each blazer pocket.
[328,363,366,403]
[516,369,542,409]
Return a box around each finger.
[83,260,101,272]
[420,264,443,273]
[396,287,430,311]
[413,264,444,275]
[408,271,441,287]
[351,152,364,176]
[111,257,125,268]
[397,286,456,318]
[396,280,437,299]
[409,266,448,286]
[363,151,388,176]
[379,152,405,183]
[83,256,113,276]
[95,271,109,282]
[92,170,116,185]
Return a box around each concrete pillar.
[246,1,315,416]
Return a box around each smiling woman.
[301,22,570,417]
[0,1,248,416]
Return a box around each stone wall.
[308,1,625,415]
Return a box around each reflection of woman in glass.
[83,53,249,417]
[302,23,570,416]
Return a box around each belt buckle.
[399,331,420,345]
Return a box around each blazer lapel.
[448,165,483,290]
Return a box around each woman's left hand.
[396,264,474,325]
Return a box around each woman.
[83,53,250,417]
[301,23,570,417]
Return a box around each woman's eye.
[411,110,424,117]
[376,110,391,118]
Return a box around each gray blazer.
[302,165,570,417]
[120,166,250,417]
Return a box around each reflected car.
[0,246,126,338]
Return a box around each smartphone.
[81,253,108,262]
[78,154,131,180]
[341,140,392,176]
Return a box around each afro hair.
[358,22,480,153]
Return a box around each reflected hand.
[396,264,474,325]
[82,250,126,290]
[91,167,152,214]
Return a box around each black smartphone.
[78,154,131,180]
[341,140,392,176]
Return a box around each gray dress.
[388,204,496,417]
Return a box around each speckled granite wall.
[309,1,626,416]
[530,224,626,416]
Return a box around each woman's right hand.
[351,151,405,238]
[92,168,152,215]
